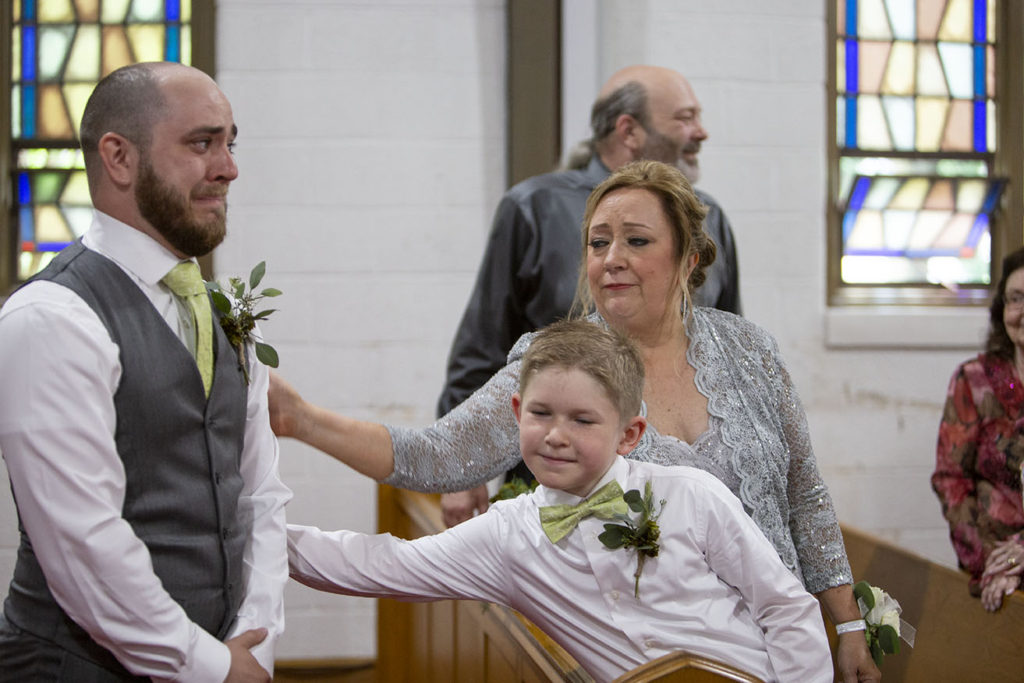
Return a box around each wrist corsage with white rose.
[849,581,917,666]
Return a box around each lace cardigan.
[385,308,852,593]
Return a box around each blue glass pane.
[21,85,36,138]
[18,173,32,204]
[37,242,73,252]
[19,208,34,243]
[846,0,857,35]
[165,25,180,61]
[973,99,986,152]
[845,95,857,149]
[23,0,37,21]
[22,26,37,81]
[974,0,987,44]
[166,0,181,22]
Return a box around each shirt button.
[222,528,230,540]
[644,640,655,650]
[610,590,619,601]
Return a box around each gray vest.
[2,242,250,676]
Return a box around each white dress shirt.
[0,210,291,682]
[289,457,832,682]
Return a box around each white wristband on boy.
[835,619,867,635]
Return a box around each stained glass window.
[10,0,193,281]
[834,0,1004,293]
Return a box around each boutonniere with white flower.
[598,481,665,598]
[206,261,282,384]
[853,581,916,666]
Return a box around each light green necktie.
[162,261,214,397]
[539,480,628,543]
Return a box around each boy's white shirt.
[288,457,832,683]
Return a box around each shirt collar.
[532,457,629,507]
[584,155,612,186]
[83,209,193,285]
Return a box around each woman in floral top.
[933,247,1024,611]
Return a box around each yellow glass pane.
[102,26,133,75]
[882,210,915,249]
[988,99,996,152]
[918,0,944,40]
[101,0,131,23]
[35,206,74,242]
[882,41,915,95]
[941,99,973,152]
[908,211,947,249]
[66,25,101,81]
[64,84,94,137]
[882,96,915,150]
[64,207,95,237]
[130,0,165,22]
[884,0,915,40]
[39,0,74,22]
[61,172,92,204]
[837,41,845,94]
[860,41,891,94]
[848,211,885,249]
[916,98,948,151]
[988,0,996,42]
[126,25,165,63]
[933,214,972,249]
[183,0,193,22]
[12,28,21,81]
[955,180,984,212]
[38,85,74,139]
[39,26,76,82]
[21,251,59,281]
[181,25,192,65]
[73,0,100,22]
[858,96,892,150]
[890,178,930,210]
[865,177,901,210]
[917,44,948,96]
[14,0,20,22]
[12,87,20,138]
[924,180,955,210]
[858,0,892,40]
[938,0,972,42]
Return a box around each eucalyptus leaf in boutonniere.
[598,481,665,598]
[206,261,282,384]
[490,476,538,503]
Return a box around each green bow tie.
[539,480,628,543]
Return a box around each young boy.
[288,320,832,682]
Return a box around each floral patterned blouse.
[932,353,1024,586]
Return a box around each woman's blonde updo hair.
[570,160,715,319]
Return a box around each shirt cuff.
[154,628,231,683]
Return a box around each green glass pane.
[130,0,165,22]
[938,0,972,42]
[859,0,892,40]
[182,0,193,21]
[917,44,948,96]
[181,25,192,65]
[39,26,77,83]
[864,177,901,210]
[33,172,66,203]
[884,0,915,40]
[66,25,101,81]
[937,42,973,98]
[857,95,892,150]
[126,25,164,63]
[101,0,131,22]
[882,96,914,150]
[40,0,75,22]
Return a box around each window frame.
[825,0,1024,308]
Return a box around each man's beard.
[641,127,700,185]
[135,159,227,257]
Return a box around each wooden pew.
[375,484,591,683]
[834,525,1024,682]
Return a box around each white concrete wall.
[0,0,984,666]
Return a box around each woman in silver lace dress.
[270,160,878,682]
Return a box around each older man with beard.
[0,62,289,682]
[437,65,741,526]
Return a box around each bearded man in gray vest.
[0,62,290,682]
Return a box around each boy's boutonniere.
[490,475,538,502]
[206,261,282,384]
[598,481,665,598]
[852,581,916,666]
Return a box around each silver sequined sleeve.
[384,357,524,492]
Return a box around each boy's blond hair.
[519,320,644,421]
